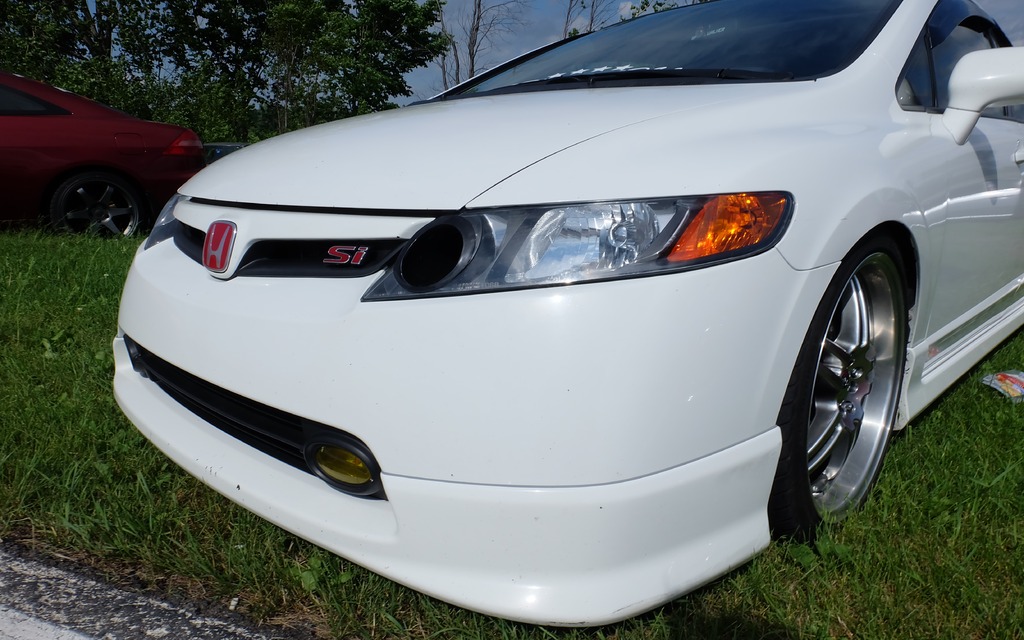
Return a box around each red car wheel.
[48,172,146,236]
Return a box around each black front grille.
[171,221,404,278]
[172,220,204,264]
[124,336,308,471]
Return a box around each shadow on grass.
[586,566,807,640]
[658,599,802,640]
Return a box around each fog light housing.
[394,215,489,292]
[304,437,384,498]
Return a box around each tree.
[436,0,525,90]
[2,1,447,141]
[625,0,713,19]
[581,0,616,33]
[0,0,166,117]
[561,0,583,38]
[262,0,445,132]
[157,0,272,141]
[562,0,616,38]
[264,0,340,132]
[626,0,677,18]
[0,1,76,81]
[337,0,447,116]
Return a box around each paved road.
[0,605,91,640]
[0,545,300,640]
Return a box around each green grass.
[1,229,1022,639]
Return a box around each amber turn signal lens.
[314,445,373,486]
[667,193,789,262]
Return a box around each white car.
[114,0,1024,626]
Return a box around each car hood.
[180,83,826,211]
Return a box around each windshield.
[457,0,904,96]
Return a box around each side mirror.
[943,47,1024,145]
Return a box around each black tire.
[48,172,145,236]
[768,236,908,540]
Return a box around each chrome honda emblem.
[203,221,236,273]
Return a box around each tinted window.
[0,84,65,115]
[458,0,903,96]
[897,33,933,110]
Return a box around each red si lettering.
[324,246,353,264]
[324,246,369,265]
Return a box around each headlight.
[363,192,791,300]
[144,194,185,250]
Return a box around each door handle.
[1016,141,1024,165]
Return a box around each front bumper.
[114,206,834,623]
[115,336,779,624]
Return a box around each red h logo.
[203,221,236,273]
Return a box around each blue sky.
[979,0,1024,42]
[403,0,1024,102]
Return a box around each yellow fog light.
[304,435,384,498]
[315,445,372,486]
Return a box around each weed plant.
[1,230,1021,639]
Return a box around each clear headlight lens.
[363,192,790,300]
[144,194,185,250]
[505,202,660,282]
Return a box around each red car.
[0,71,205,235]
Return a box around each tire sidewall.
[48,172,145,236]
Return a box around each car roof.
[0,70,133,119]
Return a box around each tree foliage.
[0,0,446,141]
[624,0,713,20]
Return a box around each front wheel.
[769,237,908,540]
[48,172,146,236]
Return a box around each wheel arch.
[863,220,920,314]
[773,220,920,425]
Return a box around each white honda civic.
[114,0,1024,626]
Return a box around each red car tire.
[48,171,146,236]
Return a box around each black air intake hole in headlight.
[396,216,480,291]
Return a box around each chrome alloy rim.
[807,253,903,517]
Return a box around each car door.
[0,82,70,223]
[900,6,1024,356]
